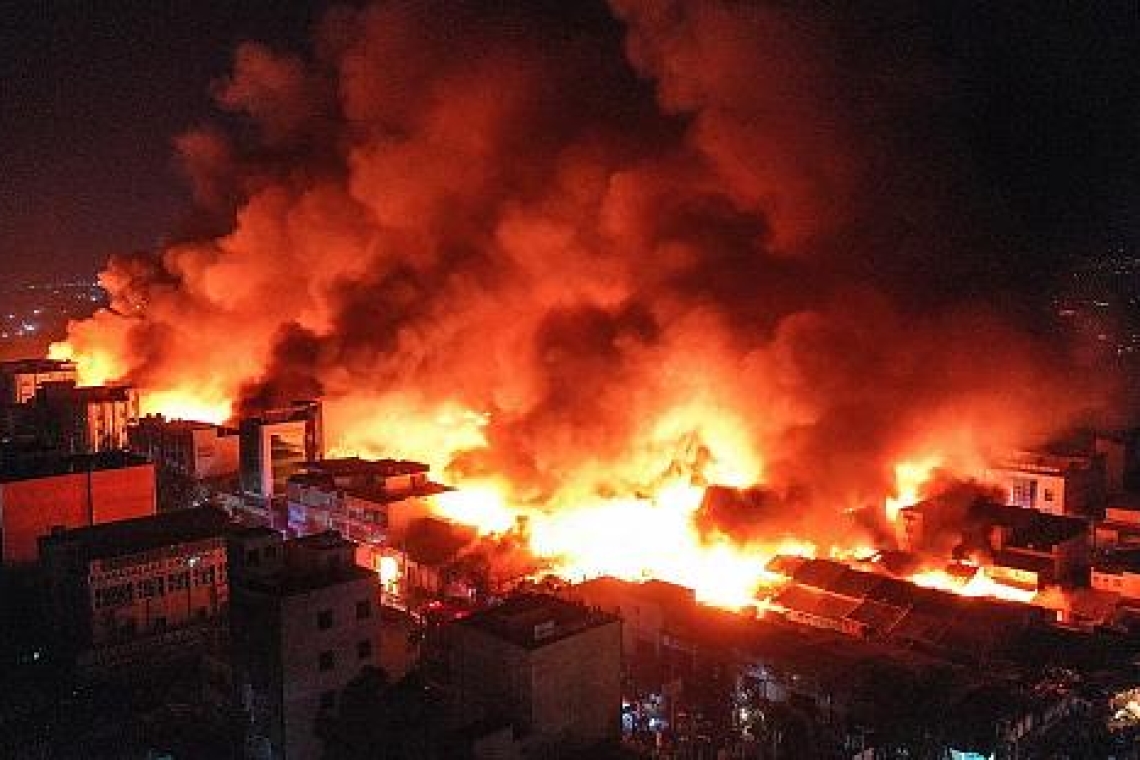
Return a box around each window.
[317,610,333,630]
[356,600,371,620]
[246,549,260,566]
[168,571,190,591]
[264,545,278,559]
[319,651,335,671]
[193,566,216,587]
[320,690,337,709]
[1043,488,1055,503]
[152,616,166,632]
[357,640,372,660]
[138,576,165,598]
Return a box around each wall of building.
[0,463,156,563]
[279,575,380,760]
[1091,568,1140,601]
[450,619,622,752]
[87,539,228,646]
[191,427,239,479]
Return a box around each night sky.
[0,1,1136,284]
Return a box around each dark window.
[357,640,372,660]
[152,616,166,632]
[319,651,334,671]
[356,600,371,620]
[197,606,209,620]
[320,690,337,709]
[264,545,278,559]
[246,549,260,566]
[317,610,333,630]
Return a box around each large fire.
[44,0,1103,615]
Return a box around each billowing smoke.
[59,0,1113,531]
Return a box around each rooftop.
[301,457,429,478]
[1093,549,1140,574]
[36,382,135,403]
[39,506,231,561]
[0,450,151,483]
[458,593,618,650]
[979,503,1088,548]
[0,358,76,374]
[134,415,229,432]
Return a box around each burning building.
[0,358,77,405]
[33,381,140,454]
[236,400,323,525]
[43,1,1119,615]
[128,415,240,481]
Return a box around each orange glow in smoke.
[431,479,518,535]
[140,389,233,425]
[48,341,119,387]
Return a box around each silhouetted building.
[0,451,155,564]
[38,506,231,673]
[229,529,380,760]
[0,358,77,404]
[448,594,622,757]
[239,401,323,502]
[129,415,240,480]
[34,381,140,453]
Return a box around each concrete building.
[285,457,444,559]
[239,401,323,503]
[896,498,1089,588]
[129,415,240,480]
[38,506,231,673]
[1094,494,1140,549]
[987,449,1106,517]
[229,529,381,760]
[0,358,77,404]
[0,451,155,564]
[1090,552,1140,603]
[448,594,622,757]
[34,382,140,454]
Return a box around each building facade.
[448,594,622,756]
[38,506,231,673]
[987,450,1106,517]
[229,530,381,760]
[239,401,323,502]
[0,358,77,404]
[129,416,240,480]
[34,382,141,454]
[0,451,155,564]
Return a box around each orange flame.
[884,456,942,523]
[909,565,1036,604]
